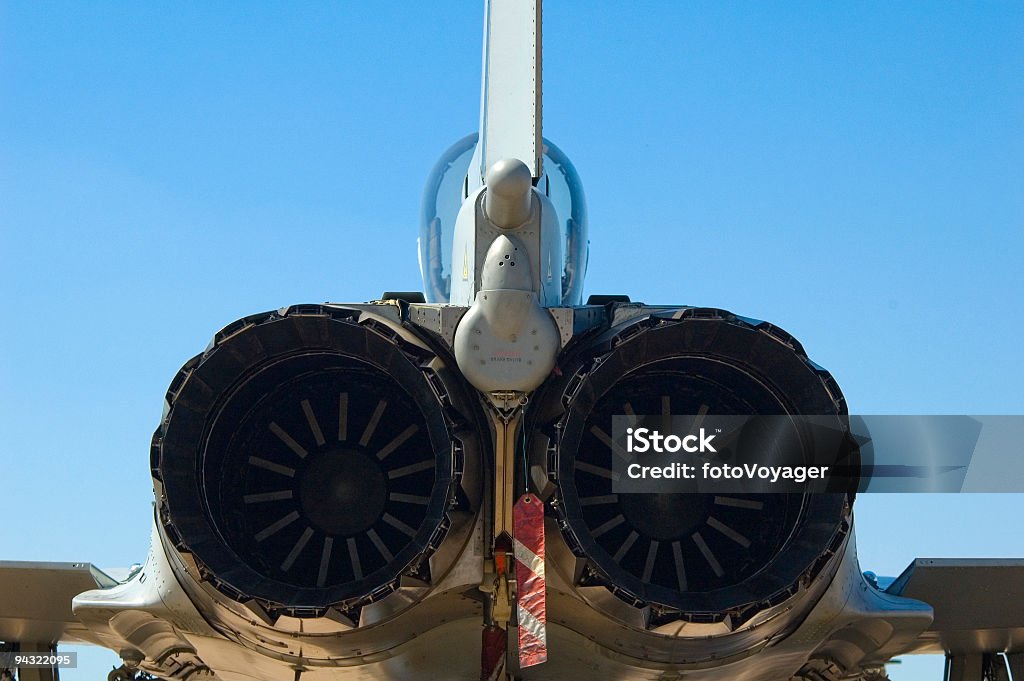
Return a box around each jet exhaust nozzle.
[151,305,481,620]
[529,308,856,630]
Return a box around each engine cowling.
[150,305,483,622]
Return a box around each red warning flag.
[513,493,547,668]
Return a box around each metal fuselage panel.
[83,516,931,681]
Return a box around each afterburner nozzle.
[484,158,534,229]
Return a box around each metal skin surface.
[447,183,564,308]
[13,534,935,681]
[453,235,561,394]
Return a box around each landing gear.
[107,652,154,681]
[107,667,151,681]
[944,653,1023,681]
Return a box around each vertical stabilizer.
[476,0,542,182]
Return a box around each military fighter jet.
[2,3,1022,681]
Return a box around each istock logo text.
[625,427,717,454]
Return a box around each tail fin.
[469,0,543,191]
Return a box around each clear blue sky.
[1,3,1021,680]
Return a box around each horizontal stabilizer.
[887,558,1024,654]
[0,561,117,644]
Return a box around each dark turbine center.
[300,449,387,536]
[618,493,706,541]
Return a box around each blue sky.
[1,3,1022,680]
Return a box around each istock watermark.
[625,427,718,454]
[606,415,1024,494]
